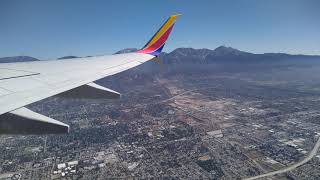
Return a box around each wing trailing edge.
[57,82,121,99]
[0,107,69,134]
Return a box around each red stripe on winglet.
[138,24,174,54]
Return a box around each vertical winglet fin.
[137,14,181,56]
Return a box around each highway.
[244,136,320,180]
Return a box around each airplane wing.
[0,14,181,134]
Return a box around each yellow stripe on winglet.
[144,14,182,49]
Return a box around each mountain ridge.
[0,56,40,63]
[1,46,319,63]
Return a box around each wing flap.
[0,107,69,134]
[58,82,121,99]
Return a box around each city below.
[1,46,320,179]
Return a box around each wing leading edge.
[0,14,181,134]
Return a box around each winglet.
[137,14,181,56]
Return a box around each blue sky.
[1,0,319,59]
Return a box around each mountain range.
[0,56,40,63]
[1,46,319,64]
[161,46,320,64]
